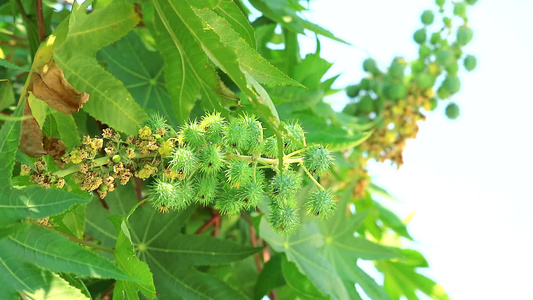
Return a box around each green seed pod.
[178,122,205,149]
[200,112,226,145]
[419,44,432,58]
[445,103,460,119]
[421,10,434,25]
[358,95,374,114]
[443,17,452,28]
[417,73,435,89]
[453,2,467,18]
[283,122,305,153]
[437,86,451,99]
[198,145,225,175]
[306,190,335,218]
[262,136,278,159]
[112,155,121,163]
[148,178,177,209]
[384,83,408,100]
[195,175,218,205]
[167,179,196,210]
[269,201,300,234]
[411,59,425,74]
[303,145,333,175]
[466,0,477,5]
[445,62,459,75]
[225,114,262,154]
[170,148,197,176]
[442,75,461,94]
[226,160,253,188]
[143,113,172,136]
[238,182,265,210]
[456,27,474,46]
[363,58,378,73]
[389,61,406,80]
[216,187,245,215]
[346,84,360,98]
[413,28,427,44]
[270,171,302,202]
[437,50,455,67]
[436,0,445,7]
[359,78,372,90]
[463,55,477,71]
[430,32,441,45]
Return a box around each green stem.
[302,165,325,191]
[224,153,302,166]
[52,156,110,177]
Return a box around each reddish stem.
[35,0,46,42]
[250,225,263,272]
[195,210,221,235]
[100,282,115,300]
[134,177,143,202]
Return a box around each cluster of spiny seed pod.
[24,113,334,234]
[344,0,477,167]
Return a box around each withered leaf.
[30,59,89,114]
[20,101,46,158]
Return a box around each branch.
[195,210,221,235]
[35,0,46,42]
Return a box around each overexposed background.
[298,0,533,299]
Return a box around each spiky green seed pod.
[389,61,406,80]
[437,50,455,67]
[194,175,218,205]
[442,75,461,94]
[430,32,441,45]
[262,136,278,159]
[216,188,245,215]
[144,113,172,137]
[238,182,265,210]
[270,171,302,202]
[178,122,205,148]
[148,178,178,208]
[226,160,253,188]
[303,145,333,175]
[225,114,263,155]
[363,58,379,74]
[283,122,305,153]
[166,179,196,210]
[200,112,225,145]
[346,84,360,98]
[170,148,197,176]
[306,190,335,218]
[198,145,224,175]
[269,201,300,234]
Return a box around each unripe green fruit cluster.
[143,113,335,234]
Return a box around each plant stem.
[53,156,110,177]
[302,165,325,191]
[35,0,46,42]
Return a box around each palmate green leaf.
[248,0,349,44]
[54,2,147,135]
[260,185,398,300]
[292,110,371,151]
[213,0,256,48]
[98,32,178,126]
[110,216,156,300]
[0,186,90,226]
[377,261,449,300]
[0,101,23,186]
[150,0,232,123]
[50,203,86,239]
[0,257,88,300]
[85,185,257,299]
[0,223,133,281]
[254,254,285,300]
[281,256,329,300]
[194,8,302,87]
[0,58,30,71]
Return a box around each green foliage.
[0,0,477,298]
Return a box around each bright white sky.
[299,0,533,299]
